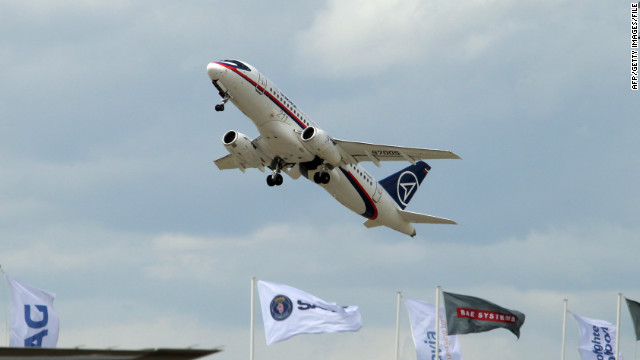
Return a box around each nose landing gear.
[215,93,231,112]
[212,80,231,112]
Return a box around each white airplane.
[207,59,461,237]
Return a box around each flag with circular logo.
[257,280,362,345]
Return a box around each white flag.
[573,313,620,360]
[405,298,463,360]
[256,280,362,345]
[7,276,60,348]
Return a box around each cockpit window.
[220,59,251,72]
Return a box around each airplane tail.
[379,161,431,210]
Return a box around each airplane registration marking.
[371,150,402,156]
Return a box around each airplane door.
[256,73,267,94]
[372,183,382,203]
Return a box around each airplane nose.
[207,62,225,80]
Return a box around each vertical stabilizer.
[379,161,430,209]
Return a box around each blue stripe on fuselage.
[339,168,378,220]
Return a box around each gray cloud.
[0,1,638,359]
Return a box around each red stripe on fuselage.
[344,169,378,220]
[214,62,307,130]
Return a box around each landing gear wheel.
[214,90,231,112]
[274,173,283,186]
[314,172,330,184]
[267,173,284,187]
[320,172,330,184]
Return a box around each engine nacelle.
[300,127,342,166]
[222,130,263,168]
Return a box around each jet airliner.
[207,59,460,237]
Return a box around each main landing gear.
[300,157,331,185]
[267,172,283,186]
[266,157,285,187]
[313,171,330,184]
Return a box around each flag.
[626,298,640,341]
[7,276,60,347]
[442,291,525,338]
[573,313,619,360]
[405,298,463,360]
[256,280,362,345]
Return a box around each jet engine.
[222,130,263,168]
[300,127,342,166]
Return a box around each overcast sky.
[1,1,638,359]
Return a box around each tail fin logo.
[379,161,430,209]
[397,171,419,207]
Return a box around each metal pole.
[0,265,7,346]
[395,291,402,360]
[435,286,441,360]
[250,277,256,360]
[561,299,567,360]
[617,293,622,360]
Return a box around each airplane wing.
[213,136,272,173]
[213,137,302,179]
[333,139,461,166]
[214,154,264,172]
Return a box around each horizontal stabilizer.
[398,209,457,225]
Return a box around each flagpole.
[617,293,622,360]
[0,265,6,347]
[561,299,567,360]
[250,277,256,360]
[435,286,441,360]
[395,291,402,360]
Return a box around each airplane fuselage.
[208,60,441,236]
